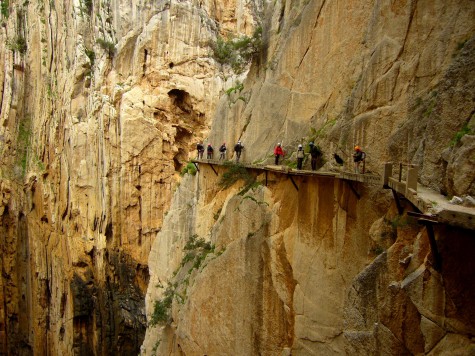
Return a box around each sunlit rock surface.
[0,0,473,354]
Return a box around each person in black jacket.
[234,141,244,162]
[219,143,227,160]
[207,144,214,159]
[353,146,366,173]
[197,142,204,159]
[308,142,322,170]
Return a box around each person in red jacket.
[274,143,285,165]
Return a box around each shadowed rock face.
[0,0,260,353]
[0,0,474,355]
[144,165,475,355]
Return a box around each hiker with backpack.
[207,144,214,159]
[219,143,227,160]
[308,142,322,170]
[296,144,305,170]
[234,141,244,162]
[197,142,204,159]
[274,143,285,165]
[353,146,366,173]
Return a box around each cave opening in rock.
[168,89,192,113]
[173,148,187,172]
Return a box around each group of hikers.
[196,141,244,162]
[196,141,366,173]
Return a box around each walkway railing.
[382,162,475,231]
[191,159,382,185]
[383,162,418,196]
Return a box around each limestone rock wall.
[144,164,475,354]
[0,0,473,354]
[0,0,261,354]
[144,0,475,354]
[209,0,474,196]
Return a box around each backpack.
[311,145,321,157]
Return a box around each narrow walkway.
[192,159,382,185]
[383,163,475,230]
[193,159,475,231]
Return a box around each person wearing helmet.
[234,141,244,162]
[296,144,305,170]
[274,143,285,165]
[219,142,227,160]
[353,145,366,173]
[207,143,214,159]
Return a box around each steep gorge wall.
[0,0,473,355]
[144,164,475,354]
[0,0,260,354]
[144,0,475,355]
[143,165,378,354]
[211,0,474,196]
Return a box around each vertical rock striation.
[0,0,473,354]
[0,0,261,354]
[144,0,475,354]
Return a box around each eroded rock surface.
[0,0,473,354]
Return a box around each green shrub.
[7,36,27,55]
[152,340,161,354]
[184,234,212,251]
[211,26,262,73]
[219,161,261,195]
[219,161,253,188]
[286,161,297,169]
[450,123,472,146]
[309,118,337,141]
[181,162,197,176]
[225,81,244,96]
[183,234,215,273]
[96,38,115,56]
[149,283,176,326]
[150,235,221,327]
[84,47,95,66]
[1,0,9,18]
[150,299,169,326]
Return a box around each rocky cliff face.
[0,0,474,355]
[144,0,475,355]
[0,0,260,354]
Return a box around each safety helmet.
[238,141,241,144]
[298,144,302,148]
[277,142,281,146]
[355,146,361,151]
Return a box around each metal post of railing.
[406,165,418,195]
[383,162,393,188]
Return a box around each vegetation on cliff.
[150,235,221,327]
[211,26,263,73]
